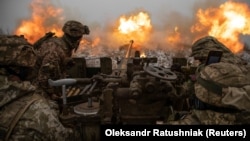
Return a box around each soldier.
[0,35,80,140]
[33,20,90,99]
[166,36,250,125]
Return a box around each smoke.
[3,0,249,63]
[71,0,250,62]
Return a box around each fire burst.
[191,1,250,53]
[14,0,250,57]
[114,11,152,48]
[15,0,64,44]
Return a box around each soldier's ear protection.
[83,25,90,35]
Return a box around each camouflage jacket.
[34,37,71,96]
[166,63,250,125]
[0,74,80,141]
[166,109,250,125]
[166,36,250,125]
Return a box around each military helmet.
[62,20,89,39]
[191,36,230,58]
[192,36,250,110]
[0,35,36,67]
[191,36,245,65]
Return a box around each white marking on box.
[86,58,101,67]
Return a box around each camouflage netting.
[191,36,245,65]
[0,35,36,67]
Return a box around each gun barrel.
[118,40,134,70]
[48,78,77,86]
[48,78,93,87]
[125,40,134,58]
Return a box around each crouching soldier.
[0,35,80,141]
[33,20,90,100]
[165,36,250,125]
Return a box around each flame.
[77,11,153,57]
[91,37,101,47]
[12,0,250,58]
[191,1,250,53]
[166,26,181,46]
[15,0,64,44]
[140,52,146,58]
[113,11,152,48]
[75,37,102,57]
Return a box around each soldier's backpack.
[195,62,250,111]
[33,32,55,49]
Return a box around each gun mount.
[49,44,191,140]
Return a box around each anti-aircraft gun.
[48,41,192,140]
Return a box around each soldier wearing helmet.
[165,36,250,125]
[190,36,245,65]
[34,20,90,99]
[61,20,90,56]
[0,35,80,140]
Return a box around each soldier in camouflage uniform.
[33,20,90,99]
[166,36,250,125]
[0,35,80,140]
